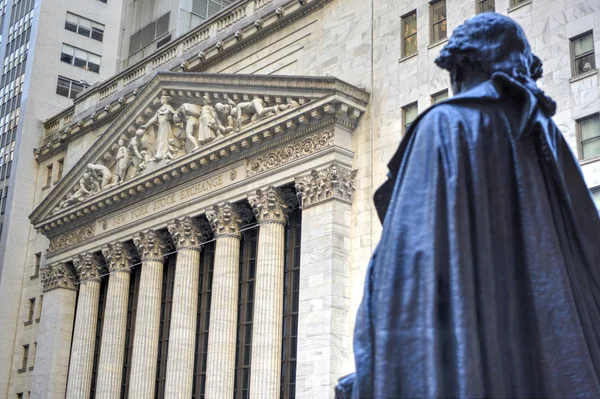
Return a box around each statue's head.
[160,95,172,104]
[118,138,125,146]
[83,172,90,179]
[435,12,555,113]
[202,95,211,106]
[135,129,145,137]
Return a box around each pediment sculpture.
[52,93,300,215]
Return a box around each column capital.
[248,186,297,224]
[41,262,78,292]
[73,253,105,283]
[167,216,212,249]
[133,229,168,261]
[294,162,357,208]
[206,202,251,238]
[101,242,134,273]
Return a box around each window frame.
[60,44,101,73]
[510,0,531,7]
[431,89,449,104]
[402,102,419,134]
[570,30,596,78]
[56,158,64,181]
[400,10,418,58]
[64,12,104,42]
[576,113,600,161]
[31,252,40,278]
[429,0,447,44]
[57,76,88,99]
[45,164,52,187]
[476,0,495,13]
[19,344,28,372]
[25,297,35,325]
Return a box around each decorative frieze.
[295,162,357,208]
[40,262,78,292]
[48,223,95,253]
[101,242,134,273]
[248,186,297,224]
[246,128,335,176]
[73,253,105,283]
[167,216,212,249]
[133,229,168,261]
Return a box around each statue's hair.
[435,12,556,114]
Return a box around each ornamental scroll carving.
[167,216,212,249]
[101,242,133,273]
[206,202,252,237]
[48,223,95,253]
[73,253,105,283]
[41,262,78,292]
[295,163,357,208]
[52,93,300,215]
[246,128,335,176]
[248,186,297,224]
[133,229,169,261]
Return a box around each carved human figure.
[175,105,200,152]
[128,129,148,175]
[87,163,113,190]
[214,98,237,135]
[141,95,177,162]
[54,172,100,213]
[114,138,130,184]
[165,138,182,164]
[234,96,293,131]
[198,95,219,144]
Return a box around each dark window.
[430,0,447,43]
[16,393,22,399]
[65,12,104,41]
[477,0,495,13]
[571,31,596,77]
[121,264,142,399]
[578,114,600,160]
[193,240,215,399]
[60,44,101,73]
[401,11,417,57]
[57,159,64,181]
[128,12,170,55]
[192,0,235,19]
[33,252,41,277]
[155,255,176,398]
[90,277,108,398]
[45,164,52,186]
[234,227,258,399]
[21,344,28,370]
[432,89,449,104]
[156,35,171,49]
[156,14,169,37]
[27,298,35,323]
[403,102,418,132]
[281,208,301,399]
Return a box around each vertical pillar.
[248,186,295,399]
[204,203,246,399]
[66,253,105,399]
[31,262,78,399]
[129,229,168,399]
[164,216,211,398]
[95,242,134,399]
[294,163,357,399]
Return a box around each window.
[578,114,600,160]
[65,12,104,41]
[403,102,418,132]
[60,44,101,73]
[401,11,417,57]
[20,345,28,371]
[592,188,600,210]
[37,295,42,322]
[192,0,235,20]
[571,31,596,77]
[234,226,258,399]
[128,12,170,55]
[56,76,87,99]
[45,164,52,186]
[281,208,301,399]
[510,0,529,6]
[32,252,40,277]
[477,0,495,13]
[430,0,447,44]
[432,90,449,104]
[56,159,64,181]
[26,298,34,324]
[16,394,22,399]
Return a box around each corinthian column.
[95,242,134,399]
[129,229,168,399]
[204,203,246,399]
[293,163,357,399]
[164,216,211,398]
[66,253,105,399]
[32,262,78,399]
[248,186,295,399]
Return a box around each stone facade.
[1,0,600,398]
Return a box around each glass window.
[56,76,70,97]
[45,164,52,186]
[60,44,73,64]
[591,188,600,210]
[56,159,64,180]
[156,13,169,37]
[60,44,100,73]
[27,298,34,323]
[141,21,156,47]
[571,32,596,77]
[401,11,417,57]
[65,12,104,41]
[91,23,103,41]
[477,0,495,13]
[432,90,449,104]
[77,18,91,37]
[64,13,77,32]
[430,0,447,43]
[403,102,418,132]
[579,114,600,160]
[21,345,28,370]
[33,252,40,277]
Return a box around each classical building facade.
[2,0,600,398]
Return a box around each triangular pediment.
[30,72,369,236]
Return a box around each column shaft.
[95,271,131,399]
[249,222,286,399]
[128,259,164,399]
[65,281,101,399]
[164,247,201,398]
[204,235,241,398]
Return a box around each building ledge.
[399,52,418,63]
[17,368,26,374]
[24,320,32,326]
[29,274,39,280]
[570,69,598,83]
[427,38,448,50]
[579,155,600,166]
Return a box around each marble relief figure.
[141,95,177,162]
